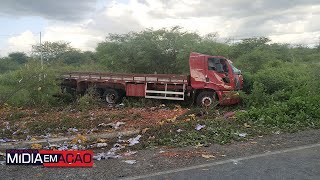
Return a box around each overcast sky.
[1,0,320,56]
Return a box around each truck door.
[189,54,207,89]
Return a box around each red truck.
[61,52,243,106]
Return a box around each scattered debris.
[43,133,52,139]
[244,123,251,128]
[110,143,125,152]
[150,107,157,111]
[93,143,125,161]
[224,111,235,119]
[57,144,69,151]
[31,143,42,149]
[250,141,258,144]
[71,144,79,150]
[68,128,78,133]
[166,116,176,123]
[158,120,165,126]
[107,122,126,129]
[4,122,10,130]
[174,105,181,111]
[128,135,142,146]
[91,143,108,148]
[148,136,155,140]
[201,154,215,159]
[274,131,280,135]
[93,152,122,161]
[0,138,18,143]
[123,160,137,165]
[232,160,239,165]
[159,104,166,108]
[25,135,32,141]
[97,143,108,147]
[70,134,87,144]
[93,153,120,161]
[115,103,125,108]
[97,138,107,143]
[117,136,125,143]
[122,151,137,157]
[176,129,183,133]
[188,114,196,121]
[98,123,107,127]
[238,133,247,137]
[87,127,99,134]
[195,124,206,131]
[93,154,102,161]
[142,128,150,134]
[194,143,204,148]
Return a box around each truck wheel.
[61,86,75,96]
[196,91,216,107]
[103,89,120,104]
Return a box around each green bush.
[76,87,99,111]
[0,60,61,107]
[237,61,320,133]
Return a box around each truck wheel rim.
[202,97,212,106]
[106,94,116,103]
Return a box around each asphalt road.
[129,143,320,180]
[1,129,320,180]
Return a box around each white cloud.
[1,31,38,56]
[42,25,102,51]
[270,32,320,46]
[2,0,320,56]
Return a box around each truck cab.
[189,52,243,106]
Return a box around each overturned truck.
[61,52,243,107]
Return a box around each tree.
[8,52,28,64]
[59,50,83,65]
[230,37,271,59]
[32,41,75,63]
[96,27,203,74]
[0,57,20,73]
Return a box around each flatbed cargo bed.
[63,72,188,84]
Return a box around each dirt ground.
[0,105,188,140]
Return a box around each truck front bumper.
[216,90,241,105]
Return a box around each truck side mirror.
[215,64,224,73]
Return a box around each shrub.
[237,62,320,133]
[76,87,99,111]
[0,60,61,107]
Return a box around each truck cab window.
[208,58,228,73]
[208,58,216,70]
[220,59,229,73]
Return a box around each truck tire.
[103,89,121,104]
[196,91,216,107]
[61,85,76,96]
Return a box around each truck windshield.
[230,63,241,74]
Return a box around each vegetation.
[0,27,320,145]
